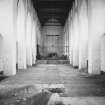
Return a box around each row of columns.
[0,0,40,76]
[64,0,105,74]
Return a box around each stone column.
[0,0,17,75]
[88,0,105,74]
[78,0,88,70]
[32,20,37,64]
[101,35,105,72]
[65,24,67,56]
[63,27,66,55]
[69,11,73,65]
[72,3,79,67]
[0,34,3,72]
[64,21,69,57]
[26,12,32,66]
[67,22,69,58]
[17,0,27,69]
[68,16,71,61]
[37,25,41,57]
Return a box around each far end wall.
[41,25,64,57]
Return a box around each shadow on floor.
[0,85,52,105]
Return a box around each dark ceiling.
[32,0,74,26]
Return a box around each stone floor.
[0,64,105,105]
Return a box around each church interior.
[0,0,105,104]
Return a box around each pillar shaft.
[69,16,73,65]
[78,0,88,69]
[72,10,79,67]
[101,35,105,72]
[88,0,105,74]
[26,13,32,66]
[17,0,26,69]
[0,0,16,75]
[32,21,37,64]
